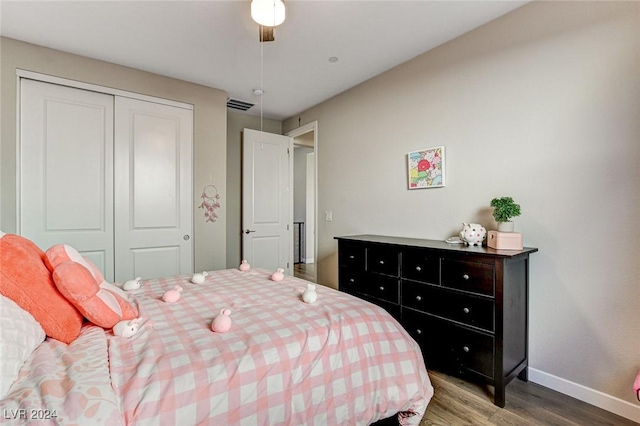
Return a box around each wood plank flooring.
[294,262,315,282]
[422,370,638,425]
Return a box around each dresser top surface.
[335,234,538,258]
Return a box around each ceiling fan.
[251,0,285,42]
[259,25,275,43]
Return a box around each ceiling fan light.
[251,0,285,27]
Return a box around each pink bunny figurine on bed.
[211,309,232,333]
[239,260,250,271]
[162,285,183,303]
[113,318,141,338]
[271,268,285,282]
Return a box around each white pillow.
[0,293,46,399]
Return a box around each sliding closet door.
[20,79,115,280]
[114,97,193,282]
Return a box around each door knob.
[245,229,256,234]
[183,235,190,241]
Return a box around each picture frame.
[407,146,445,189]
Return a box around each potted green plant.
[490,196,521,232]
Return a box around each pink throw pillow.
[45,244,138,328]
[0,234,83,344]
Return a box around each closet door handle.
[183,235,190,241]
[245,229,256,234]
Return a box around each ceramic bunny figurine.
[239,260,251,271]
[211,309,232,333]
[271,268,285,282]
[113,318,141,338]
[191,271,208,284]
[162,285,183,303]
[123,277,142,291]
[302,283,318,304]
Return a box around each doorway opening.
[287,122,317,283]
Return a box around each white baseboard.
[529,368,640,423]
[302,258,314,264]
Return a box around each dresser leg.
[518,367,528,382]
[495,385,506,408]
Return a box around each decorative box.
[487,231,523,250]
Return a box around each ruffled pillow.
[0,234,83,344]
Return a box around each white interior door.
[114,97,193,282]
[19,79,115,280]
[242,129,293,274]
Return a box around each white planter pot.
[497,221,515,232]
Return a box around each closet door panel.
[20,79,115,281]
[115,97,193,282]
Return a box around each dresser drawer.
[366,274,400,304]
[339,267,366,294]
[402,281,494,332]
[368,245,400,276]
[339,244,366,270]
[340,269,399,304]
[402,310,494,378]
[355,293,401,322]
[442,259,494,296]
[402,248,439,284]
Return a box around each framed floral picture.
[407,146,445,189]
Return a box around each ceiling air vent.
[226,98,254,112]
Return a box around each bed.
[0,234,433,425]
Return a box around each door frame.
[286,121,318,282]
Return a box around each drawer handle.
[349,255,355,259]
[463,307,470,314]
[415,266,422,272]
[349,278,355,283]
[463,346,470,353]
[463,274,470,280]
[416,329,422,335]
[379,260,385,265]
[416,295,422,301]
[379,286,385,291]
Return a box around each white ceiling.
[0,0,528,120]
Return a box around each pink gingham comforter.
[109,268,433,425]
[0,326,123,425]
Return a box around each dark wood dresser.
[335,234,538,407]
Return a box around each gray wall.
[1,37,228,272]
[226,111,282,268]
[283,0,640,416]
